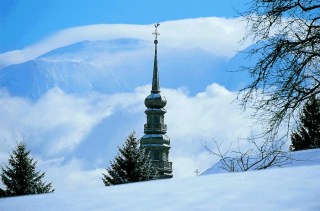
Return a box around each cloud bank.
[0,17,252,68]
[0,89,112,156]
[0,83,258,191]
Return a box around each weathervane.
[152,23,160,43]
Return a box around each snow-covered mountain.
[0,38,250,99]
[0,39,148,99]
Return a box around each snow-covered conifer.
[102,132,158,186]
[291,95,320,151]
[0,142,54,197]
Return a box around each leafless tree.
[205,138,292,172]
[239,0,320,139]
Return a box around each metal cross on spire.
[152,23,160,42]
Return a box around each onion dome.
[145,93,167,108]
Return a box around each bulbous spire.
[145,93,167,108]
[145,23,166,108]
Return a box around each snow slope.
[202,148,320,175]
[0,165,319,210]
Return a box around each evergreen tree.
[102,132,158,186]
[291,95,320,151]
[0,142,54,197]
[0,187,5,197]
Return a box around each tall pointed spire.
[140,23,173,179]
[151,23,160,94]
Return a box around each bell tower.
[140,23,173,179]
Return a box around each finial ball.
[154,40,158,44]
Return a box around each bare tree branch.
[238,0,320,139]
[206,138,293,172]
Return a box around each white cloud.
[0,83,260,191]
[38,157,104,192]
[0,17,251,68]
[0,88,113,155]
[166,84,250,141]
[163,83,258,176]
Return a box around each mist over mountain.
[0,38,252,100]
[0,39,145,99]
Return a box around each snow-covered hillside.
[202,148,320,175]
[0,164,319,211]
[1,149,320,210]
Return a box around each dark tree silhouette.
[291,95,320,150]
[102,132,158,186]
[0,142,54,197]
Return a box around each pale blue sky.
[0,0,248,53]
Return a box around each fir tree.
[0,188,5,197]
[291,95,320,151]
[0,142,54,197]
[102,132,158,186]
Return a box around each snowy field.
[202,148,320,175]
[1,164,319,211]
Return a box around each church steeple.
[151,24,160,94]
[140,24,173,179]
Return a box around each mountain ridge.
[0,39,237,99]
